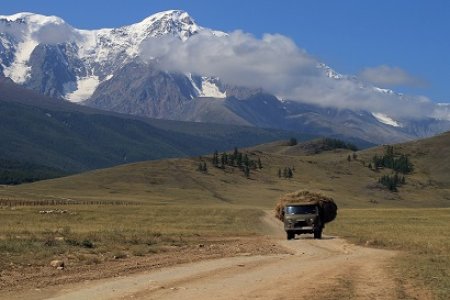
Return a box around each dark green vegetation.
[371,145,413,174]
[0,159,66,185]
[209,147,262,177]
[322,138,358,151]
[0,78,314,184]
[368,145,414,191]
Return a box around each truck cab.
[283,204,323,240]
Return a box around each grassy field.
[327,208,450,300]
[0,134,449,297]
[0,204,263,269]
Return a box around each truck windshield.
[285,206,317,214]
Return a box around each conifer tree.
[244,166,250,178]
[234,147,239,157]
[243,154,249,167]
[212,150,219,166]
[237,153,243,166]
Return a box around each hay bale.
[275,190,337,223]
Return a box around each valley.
[1,6,449,300]
[0,134,449,299]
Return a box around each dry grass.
[0,204,263,269]
[327,208,450,300]
[0,135,449,296]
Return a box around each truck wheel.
[287,231,295,240]
[314,228,322,239]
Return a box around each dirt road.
[16,211,410,300]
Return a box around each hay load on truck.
[275,190,338,240]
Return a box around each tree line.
[369,145,413,174]
[198,147,263,178]
[369,145,413,192]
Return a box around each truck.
[283,203,323,240]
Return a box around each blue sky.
[1,0,449,102]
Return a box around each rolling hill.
[2,131,448,209]
[0,78,317,183]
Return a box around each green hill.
[0,78,314,183]
[2,132,448,208]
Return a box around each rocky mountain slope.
[1,10,449,144]
[0,77,310,183]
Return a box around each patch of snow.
[0,12,65,25]
[373,87,395,95]
[65,76,100,102]
[186,73,202,98]
[318,63,344,79]
[186,74,226,99]
[3,38,37,83]
[200,77,226,98]
[274,95,284,101]
[372,112,402,127]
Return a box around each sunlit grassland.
[327,208,450,300]
[0,204,263,269]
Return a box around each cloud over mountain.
[359,65,427,88]
[140,31,438,120]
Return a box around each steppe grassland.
[0,204,263,269]
[327,208,450,300]
[1,135,449,298]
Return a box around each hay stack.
[275,190,337,223]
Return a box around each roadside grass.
[327,208,450,300]
[0,204,263,269]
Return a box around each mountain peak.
[145,10,195,24]
[0,12,66,26]
[129,10,200,41]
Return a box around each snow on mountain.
[1,9,449,144]
[64,75,100,102]
[317,63,344,79]
[186,74,226,99]
[372,112,403,127]
[200,77,226,98]
[0,12,68,83]
[0,10,225,101]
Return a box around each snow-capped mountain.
[0,10,225,101]
[1,10,449,144]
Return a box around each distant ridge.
[0,79,314,183]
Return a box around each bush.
[288,138,298,146]
[81,239,94,248]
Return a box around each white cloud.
[0,21,26,39]
[31,23,81,45]
[138,31,443,120]
[141,31,320,96]
[359,65,427,88]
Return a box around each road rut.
[29,211,407,300]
